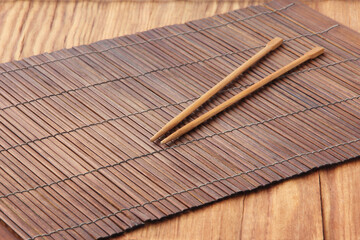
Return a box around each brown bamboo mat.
[0,0,360,239]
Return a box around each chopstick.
[161,46,325,144]
[150,37,284,142]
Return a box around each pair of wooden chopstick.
[150,37,324,144]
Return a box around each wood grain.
[0,0,358,239]
[117,194,245,240]
[240,173,324,240]
[320,160,360,240]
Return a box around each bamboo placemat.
[0,0,359,239]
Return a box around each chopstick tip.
[150,131,164,141]
[151,129,166,142]
[160,139,168,144]
[161,136,172,144]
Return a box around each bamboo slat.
[0,0,359,239]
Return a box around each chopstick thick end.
[306,46,325,59]
[266,37,283,50]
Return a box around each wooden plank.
[119,194,245,240]
[320,160,360,240]
[240,173,324,239]
[0,220,20,240]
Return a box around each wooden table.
[0,0,359,239]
